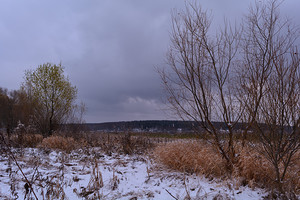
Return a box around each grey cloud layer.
[0,0,299,122]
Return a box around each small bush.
[10,133,43,148]
[39,136,79,152]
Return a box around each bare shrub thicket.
[159,0,299,194]
[9,122,42,148]
[10,133,43,148]
[72,132,154,155]
[237,0,300,193]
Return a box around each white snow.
[0,148,267,200]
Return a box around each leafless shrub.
[237,0,300,193]
[159,1,243,172]
[158,0,299,195]
[10,133,43,148]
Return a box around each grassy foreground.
[2,131,299,198]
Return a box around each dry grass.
[4,131,154,154]
[39,135,82,152]
[153,140,300,194]
[153,140,228,177]
[75,132,155,155]
[235,145,300,193]
[3,129,299,196]
[10,133,43,148]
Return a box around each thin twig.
[165,189,179,200]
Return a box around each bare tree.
[159,2,242,171]
[238,0,300,192]
[65,101,87,134]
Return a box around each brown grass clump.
[234,145,275,188]
[153,140,227,177]
[39,136,79,152]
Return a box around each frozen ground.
[0,148,267,200]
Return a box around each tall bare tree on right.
[159,2,242,173]
[160,0,299,193]
[237,0,300,192]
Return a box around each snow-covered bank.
[0,148,267,199]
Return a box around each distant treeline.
[65,120,268,134]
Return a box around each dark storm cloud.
[0,0,299,122]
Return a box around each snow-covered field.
[0,148,267,200]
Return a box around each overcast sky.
[0,0,299,123]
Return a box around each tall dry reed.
[39,135,80,152]
[153,140,227,177]
[153,140,300,194]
